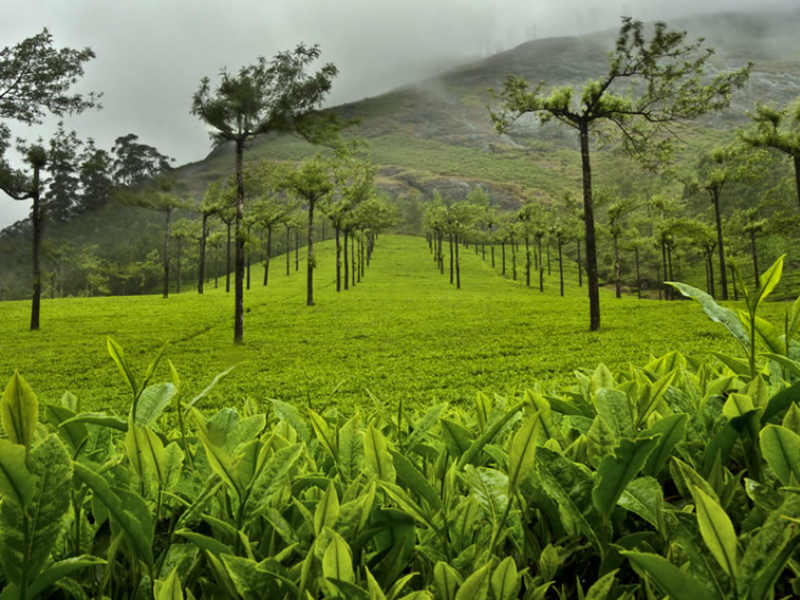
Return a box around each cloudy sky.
[0,0,795,227]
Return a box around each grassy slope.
[0,234,768,414]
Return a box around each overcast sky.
[0,0,795,228]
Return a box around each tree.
[741,96,800,209]
[192,44,337,343]
[490,17,750,330]
[1,29,99,330]
[280,156,335,306]
[44,122,82,221]
[77,139,113,212]
[111,133,173,185]
[331,156,374,291]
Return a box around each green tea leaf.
[455,561,491,600]
[135,382,177,426]
[643,414,687,477]
[0,439,34,506]
[584,569,617,600]
[668,281,749,350]
[759,424,800,485]
[491,556,520,600]
[106,337,138,398]
[314,480,340,536]
[364,424,396,483]
[750,255,784,314]
[154,567,184,600]
[458,402,524,468]
[617,477,663,532]
[691,485,739,578]
[439,419,474,457]
[507,411,539,494]
[2,371,38,447]
[594,389,633,439]
[392,450,441,511]
[404,402,447,453]
[433,561,462,600]
[271,398,311,441]
[322,530,354,584]
[592,436,659,518]
[623,551,710,600]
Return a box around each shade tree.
[490,17,750,330]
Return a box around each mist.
[1,0,797,227]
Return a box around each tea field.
[0,234,763,414]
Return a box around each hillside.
[2,10,800,300]
[173,10,800,206]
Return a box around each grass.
[0,234,780,415]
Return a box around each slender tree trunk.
[335,227,341,292]
[357,234,362,282]
[246,225,251,291]
[215,246,219,288]
[198,213,208,294]
[481,243,485,260]
[285,226,290,276]
[428,233,432,252]
[501,241,506,275]
[525,234,531,287]
[613,234,621,299]
[708,249,716,299]
[558,238,564,297]
[438,232,444,274]
[491,245,495,268]
[307,199,315,306]
[577,239,583,287]
[449,233,454,284]
[710,187,728,300]
[176,237,182,294]
[234,138,245,343]
[537,236,544,292]
[295,229,300,272]
[511,235,517,281]
[750,229,760,289]
[661,240,668,300]
[226,222,231,292]
[163,207,171,299]
[30,165,42,331]
[351,233,356,288]
[455,235,461,289]
[579,120,600,330]
[344,229,350,290]
[794,155,800,210]
[634,246,641,299]
[546,243,551,275]
[264,225,272,287]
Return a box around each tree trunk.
[579,120,600,330]
[707,249,716,299]
[246,225,251,291]
[198,212,208,294]
[558,238,564,297]
[335,227,341,292]
[525,234,531,287]
[455,235,461,289]
[491,245,495,268]
[344,229,350,290]
[357,234,362,282]
[481,243,485,260]
[176,237,181,294]
[449,233,454,284]
[634,246,641,299]
[307,198,315,306]
[295,229,300,272]
[501,241,506,275]
[226,222,231,292]
[30,165,42,331]
[234,138,245,343]
[546,244,551,275]
[613,234,621,299]
[163,207,171,299]
[438,232,444,274]
[537,237,544,292]
[750,229,760,289]
[711,187,728,301]
[351,233,356,288]
[285,226,290,276]
[264,225,272,287]
[511,235,517,281]
[794,154,800,210]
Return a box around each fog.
[1,0,796,227]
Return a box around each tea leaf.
[364,424,396,483]
[455,561,491,600]
[2,371,38,447]
[507,411,539,494]
[584,569,617,600]
[668,281,749,351]
[691,485,739,578]
[314,480,340,536]
[106,337,138,398]
[433,561,462,600]
[0,439,34,506]
[623,551,711,600]
[759,424,800,485]
[322,530,354,584]
[491,556,519,600]
[593,436,659,518]
[154,567,184,600]
[135,382,177,426]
